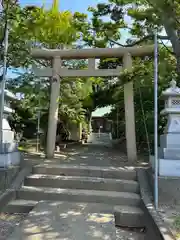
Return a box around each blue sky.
[19,0,130,40]
[16,1,117,115]
[9,0,106,78]
[8,0,129,79]
[10,0,129,115]
[19,0,103,13]
[19,0,130,42]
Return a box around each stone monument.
[150,79,180,176]
[0,89,20,168]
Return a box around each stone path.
[0,213,26,240]
[8,201,117,240]
[6,138,153,240]
[23,144,136,168]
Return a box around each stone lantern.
[0,89,20,167]
[152,79,180,176]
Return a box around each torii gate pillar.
[31,45,154,160]
[46,56,61,158]
[123,53,137,162]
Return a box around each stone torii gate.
[31,45,154,161]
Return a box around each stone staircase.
[3,164,147,239]
[88,132,112,146]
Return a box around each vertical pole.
[46,56,61,158]
[88,58,95,134]
[36,110,40,152]
[116,104,119,138]
[123,53,137,162]
[88,58,95,69]
[154,31,159,210]
[0,24,9,145]
[36,81,41,152]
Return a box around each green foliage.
[88,0,180,43]
[7,73,49,137]
[0,0,89,68]
[1,0,179,154]
[7,71,94,132]
[88,0,180,81]
[102,49,176,152]
[83,0,180,152]
[173,215,180,232]
[0,1,94,138]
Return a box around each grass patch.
[18,138,43,153]
[174,215,180,230]
[173,215,180,239]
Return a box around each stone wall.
[0,166,20,193]
[147,168,180,206]
[0,151,22,192]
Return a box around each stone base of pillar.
[150,155,180,177]
[0,151,21,168]
[150,132,180,177]
[0,142,21,168]
[160,134,180,148]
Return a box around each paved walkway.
[23,144,148,169]
[23,133,149,168]
[8,201,117,240]
[59,145,128,166]
[7,138,156,240]
[9,145,131,239]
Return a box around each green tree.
[0,0,88,68]
[88,0,180,77]
[101,48,176,152]
[7,61,95,138]
[0,0,96,145]
[82,0,179,153]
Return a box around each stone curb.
[10,167,32,190]
[137,168,175,240]
[0,166,32,211]
[0,190,16,210]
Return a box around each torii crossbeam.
[31,45,154,161]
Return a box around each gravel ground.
[0,213,27,240]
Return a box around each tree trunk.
[176,54,180,81]
[176,30,180,81]
[163,17,180,80]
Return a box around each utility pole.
[154,30,159,210]
[0,21,9,144]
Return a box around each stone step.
[114,205,145,228]
[116,227,145,240]
[17,186,141,206]
[3,200,38,213]
[24,174,139,193]
[33,164,137,180]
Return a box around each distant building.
[91,107,112,133]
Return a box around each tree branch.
[159,38,174,55]
[107,34,169,47]
[35,59,49,67]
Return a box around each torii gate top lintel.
[31,45,154,59]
